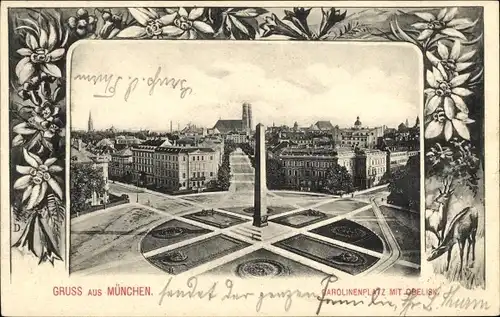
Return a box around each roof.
[70,146,94,163]
[155,147,215,154]
[213,119,243,134]
[314,121,334,130]
[95,138,115,148]
[112,147,133,157]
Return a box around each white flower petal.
[417,29,434,41]
[411,22,429,30]
[188,29,198,39]
[48,21,58,51]
[444,120,453,140]
[188,8,204,20]
[15,57,35,84]
[436,63,448,81]
[437,42,449,59]
[414,12,435,22]
[23,148,41,168]
[40,63,62,78]
[12,134,24,146]
[447,18,472,28]
[432,66,444,82]
[34,182,48,206]
[193,21,214,34]
[26,184,40,210]
[455,62,473,72]
[452,119,470,140]
[26,33,39,50]
[48,165,63,173]
[425,120,444,139]
[47,48,65,61]
[161,25,184,36]
[450,94,469,113]
[159,13,176,25]
[452,87,473,97]
[22,185,33,202]
[444,97,456,120]
[426,51,440,65]
[178,7,188,17]
[443,8,458,22]
[14,175,32,189]
[449,73,470,87]
[440,28,467,40]
[457,50,476,62]
[129,8,154,25]
[449,40,461,60]
[437,8,447,20]
[44,157,57,166]
[17,48,32,56]
[16,165,32,175]
[116,25,147,38]
[426,70,438,87]
[426,95,442,115]
[39,28,48,49]
[13,122,36,135]
[48,178,63,199]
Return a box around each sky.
[70,40,422,131]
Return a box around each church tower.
[88,111,94,132]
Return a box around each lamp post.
[136,172,140,203]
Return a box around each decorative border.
[7,6,484,286]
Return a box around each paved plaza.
[71,148,420,279]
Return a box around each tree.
[323,164,353,194]
[387,155,420,210]
[70,163,105,214]
[266,158,284,189]
[217,163,231,190]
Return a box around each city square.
[71,147,420,279]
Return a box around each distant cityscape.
[71,102,419,209]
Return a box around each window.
[183,173,186,178]
[197,156,199,161]
[202,156,204,160]
[192,157,195,161]
[210,156,213,160]
[183,157,186,161]
[210,172,213,177]
[197,172,200,177]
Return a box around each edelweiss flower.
[424,65,474,140]
[15,15,67,84]
[425,64,472,116]
[13,148,63,210]
[426,143,453,166]
[161,8,214,39]
[426,40,475,75]
[117,8,176,38]
[412,7,475,41]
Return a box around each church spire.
[88,111,94,132]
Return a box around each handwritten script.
[156,275,491,315]
[73,66,193,101]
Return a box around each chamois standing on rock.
[425,177,454,245]
[427,206,478,276]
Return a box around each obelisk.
[253,123,268,227]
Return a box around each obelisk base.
[231,223,291,242]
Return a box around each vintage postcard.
[1,1,499,316]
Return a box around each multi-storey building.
[337,117,385,149]
[386,150,419,173]
[279,147,355,190]
[355,149,387,188]
[110,147,133,179]
[225,131,248,144]
[153,146,220,192]
[131,139,171,185]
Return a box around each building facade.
[110,147,133,180]
[152,147,220,192]
[337,117,385,149]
